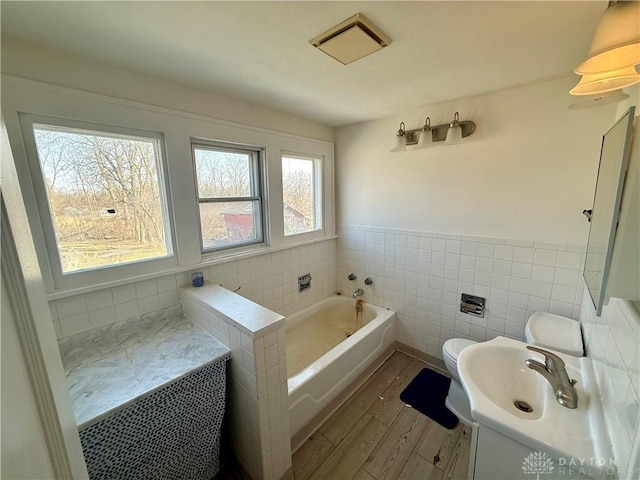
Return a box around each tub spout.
[353,288,364,298]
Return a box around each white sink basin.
[459,338,547,420]
[458,336,614,480]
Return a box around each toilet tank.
[525,312,584,356]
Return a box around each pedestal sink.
[458,336,615,480]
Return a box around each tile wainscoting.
[337,225,585,359]
[580,290,640,479]
[51,240,337,338]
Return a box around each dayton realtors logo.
[523,451,618,478]
[522,451,555,480]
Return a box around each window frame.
[18,113,177,291]
[191,139,266,254]
[281,152,324,237]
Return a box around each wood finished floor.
[292,352,472,480]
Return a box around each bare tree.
[33,127,168,271]
[283,169,313,218]
[195,151,251,197]
[33,129,71,192]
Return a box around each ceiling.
[1,1,606,127]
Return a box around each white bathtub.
[286,296,396,437]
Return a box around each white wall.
[1,285,57,480]
[335,76,617,244]
[1,37,333,142]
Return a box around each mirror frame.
[584,106,636,316]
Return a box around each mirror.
[584,106,636,315]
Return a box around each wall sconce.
[570,1,640,96]
[391,113,475,152]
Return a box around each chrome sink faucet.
[525,346,578,409]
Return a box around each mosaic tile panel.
[79,360,228,480]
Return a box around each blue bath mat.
[400,368,459,430]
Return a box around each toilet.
[442,312,584,426]
[442,338,477,425]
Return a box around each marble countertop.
[58,308,230,429]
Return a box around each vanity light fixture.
[571,1,640,96]
[390,113,475,152]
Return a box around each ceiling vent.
[309,13,391,65]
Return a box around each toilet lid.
[443,338,477,363]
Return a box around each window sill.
[46,234,338,301]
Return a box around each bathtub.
[286,296,396,438]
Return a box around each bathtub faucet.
[352,288,364,298]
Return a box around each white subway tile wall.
[337,225,585,359]
[182,292,291,480]
[52,240,337,338]
[580,290,640,480]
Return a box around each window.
[282,154,322,236]
[11,83,334,294]
[29,123,173,274]
[192,141,264,252]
